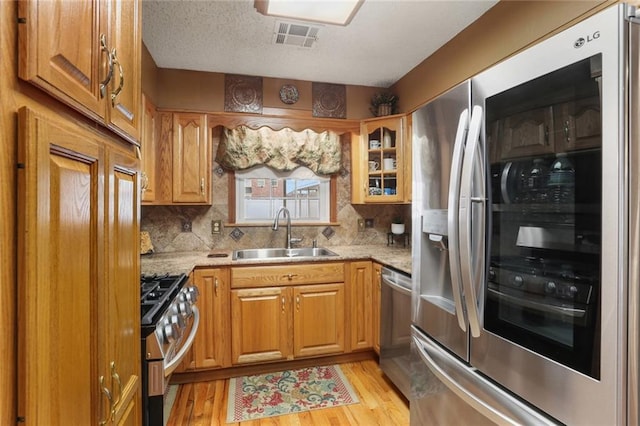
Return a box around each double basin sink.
[232,247,339,260]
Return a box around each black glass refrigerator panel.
[485,55,602,379]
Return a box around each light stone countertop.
[140,245,412,277]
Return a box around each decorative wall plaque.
[312,82,346,119]
[224,74,263,113]
[279,84,299,105]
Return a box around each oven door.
[468,5,627,425]
[164,305,200,376]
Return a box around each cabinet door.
[155,112,174,203]
[372,263,382,354]
[106,152,141,426]
[193,268,231,369]
[554,96,601,152]
[231,287,291,364]
[18,0,106,120]
[347,261,373,351]
[353,115,406,203]
[141,95,157,203]
[172,113,210,203]
[293,283,345,358]
[17,108,104,425]
[106,0,141,140]
[500,106,555,159]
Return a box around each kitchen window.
[233,166,335,224]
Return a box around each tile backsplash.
[141,138,411,253]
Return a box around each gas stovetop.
[140,273,188,328]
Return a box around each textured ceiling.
[142,0,498,88]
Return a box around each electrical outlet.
[365,218,374,228]
[357,218,365,232]
[212,220,222,234]
[181,219,192,232]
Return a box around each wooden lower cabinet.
[347,261,374,351]
[17,107,140,425]
[231,286,292,364]
[293,284,345,357]
[372,263,382,354]
[231,283,345,365]
[193,268,231,369]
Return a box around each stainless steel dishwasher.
[380,266,412,399]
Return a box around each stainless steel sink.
[232,247,339,260]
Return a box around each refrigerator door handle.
[458,105,485,338]
[447,108,470,332]
[411,327,556,426]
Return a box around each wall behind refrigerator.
[393,0,614,114]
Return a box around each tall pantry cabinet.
[17,108,141,425]
[15,0,142,425]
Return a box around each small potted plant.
[370,92,398,117]
[391,217,405,235]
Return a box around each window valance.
[215,125,342,175]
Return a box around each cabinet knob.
[281,296,286,313]
[200,178,205,195]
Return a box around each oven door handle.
[487,287,587,319]
[164,306,200,377]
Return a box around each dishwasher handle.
[381,271,412,297]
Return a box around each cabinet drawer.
[231,262,344,288]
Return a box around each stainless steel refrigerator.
[410,4,640,425]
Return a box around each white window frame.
[235,166,331,224]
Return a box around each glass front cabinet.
[352,114,410,204]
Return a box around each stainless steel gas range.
[140,273,199,426]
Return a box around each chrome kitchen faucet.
[272,206,302,249]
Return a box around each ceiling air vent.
[273,21,320,48]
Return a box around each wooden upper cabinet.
[490,98,600,162]
[172,113,210,204]
[18,0,141,143]
[499,106,555,160]
[554,96,601,152]
[141,95,157,202]
[106,0,141,141]
[143,111,211,205]
[352,114,409,204]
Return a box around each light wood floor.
[167,359,410,425]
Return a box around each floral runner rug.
[226,364,360,422]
